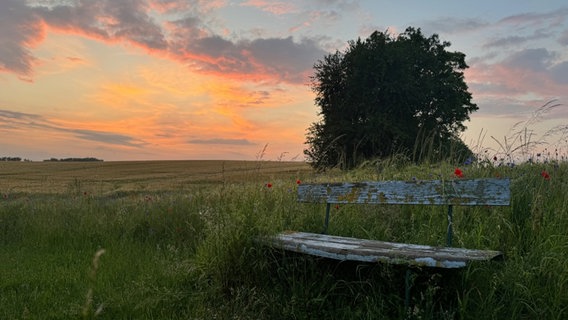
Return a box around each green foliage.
[306,27,477,170]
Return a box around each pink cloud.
[469,64,549,101]
[467,48,568,101]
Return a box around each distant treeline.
[1,157,24,161]
[1,156,104,162]
[43,157,104,162]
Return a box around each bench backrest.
[297,178,511,246]
[298,178,510,206]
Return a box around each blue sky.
[1,0,568,161]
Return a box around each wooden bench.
[266,178,510,306]
[269,178,510,268]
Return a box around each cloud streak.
[187,138,255,145]
[0,109,144,147]
[497,7,568,28]
[482,29,552,49]
[240,0,299,15]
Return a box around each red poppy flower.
[266,183,273,188]
[296,179,301,185]
[541,171,550,180]
[454,168,464,178]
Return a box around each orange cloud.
[2,1,327,85]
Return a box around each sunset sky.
[1,0,568,161]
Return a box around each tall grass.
[473,100,568,165]
[1,160,567,319]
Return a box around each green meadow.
[1,159,567,319]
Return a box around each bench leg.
[322,203,331,234]
[405,267,412,312]
[446,205,453,247]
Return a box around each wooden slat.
[269,232,503,269]
[297,178,510,206]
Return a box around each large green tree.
[305,27,477,170]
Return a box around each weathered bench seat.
[269,231,503,269]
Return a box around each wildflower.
[464,157,473,165]
[541,171,550,180]
[296,179,301,185]
[266,183,272,188]
[334,204,340,210]
[454,168,464,178]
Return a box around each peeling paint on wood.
[270,232,503,269]
[297,178,510,206]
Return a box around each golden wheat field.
[0,160,312,194]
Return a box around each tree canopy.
[305,27,477,170]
